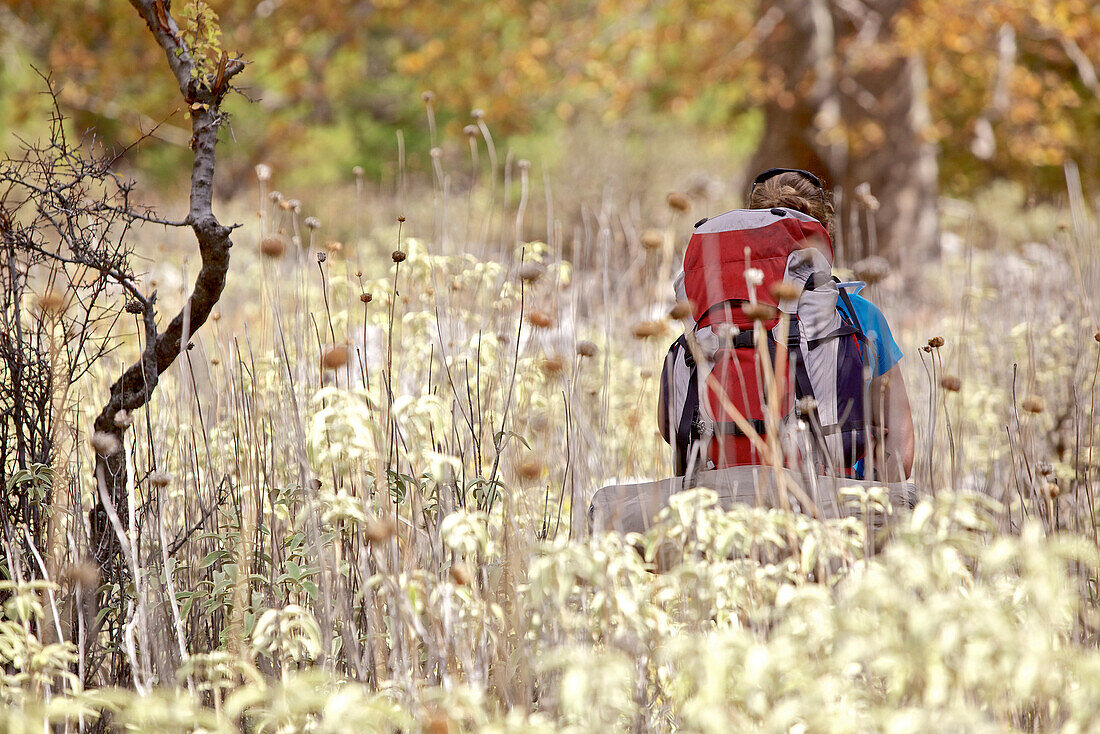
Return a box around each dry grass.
[5,123,1100,731]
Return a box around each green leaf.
[198,550,223,569]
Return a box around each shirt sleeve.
[844,293,903,377]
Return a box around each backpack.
[660,207,870,476]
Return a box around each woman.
[658,169,915,481]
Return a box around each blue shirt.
[836,291,902,377]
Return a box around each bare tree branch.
[93,0,246,436]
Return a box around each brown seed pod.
[518,460,542,480]
[259,236,286,259]
[517,261,546,283]
[768,281,801,302]
[322,345,349,371]
[853,256,891,285]
[640,229,663,249]
[37,291,66,314]
[391,249,407,262]
[927,336,945,349]
[668,301,693,320]
[449,561,472,586]
[940,375,961,392]
[576,340,598,358]
[741,302,779,322]
[59,561,100,588]
[365,518,396,543]
[667,192,691,213]
[89,431,121,457]
[359,292,373,303]
[1022,396,1044,414]
[538,356,564,375]
[526,310,554,329]
[632,320,667,339]
[149,470,172,488]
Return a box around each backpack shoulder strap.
[833,277,865,334]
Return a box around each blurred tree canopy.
[2,0,1098,214]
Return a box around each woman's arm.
[869,363,914,481]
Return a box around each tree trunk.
[749,0,938,265]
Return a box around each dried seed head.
[526,310,554,329]
[359,292,373,303]
[210,357,220,366]
[854,256,891,285]
[211,311,221,322]
[37,291,66,314]
[304,216,321,230]
[365,518,396,543]
[352,166,364,178]
[538,356,564,375]
[853,182,880,211]
[741,302,778,322]
[125,300,144,314]
[517,261,546,283]
[518,460,542,480]
[471,108,485,120]
[518,158,531,171]
[1037,461,1054,478]
[286,199,301,213]
[716,323,741,343]
[668,301,693,320]
[576,340,598,358]
[450,562,472,586]
[254,163,272,182]
[268,190,284,203]
[632,320,667,339]
[391,250,407,263]
[113,410,133,428]
[322,345,349,371]
[940,375,961,392]
[927,336,945,349]
[769,281,802,302]
[397,215,406,223]
[59,561,100,588]
[666,192,691,213]
[149,470,172,488]
[421,90,435,102]
[1022,396,1044,414]
[430,147,442,159]
[260,235,286,258]
[463,124,479,138]
[90,431,121,457]
[640,229,663,250]
[424,710,453,734]
[317,251,327,263]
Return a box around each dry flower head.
[322,345,349,371]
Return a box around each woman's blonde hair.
[748,171,835,236]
